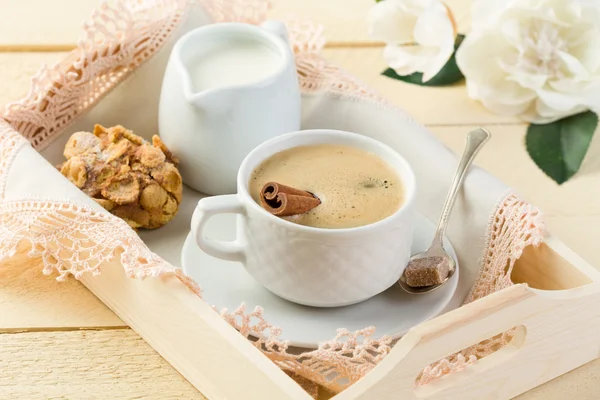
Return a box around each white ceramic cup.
[191,130,416,307]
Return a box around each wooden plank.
[321,48,521,125]
[515,359,600,400]
[0,0,101,48]
[543,216,600,272]
[0,0,473,48]
[0,329,205,399]
[0,52,67,107]
[0,327,598,400]
[273,0,473,44]
[0,253,124,330]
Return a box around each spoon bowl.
[399,250,457,294]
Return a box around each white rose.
[368,0,456,82]
[456,0,600,123]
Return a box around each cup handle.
[260,20,289,44]
[191,195,245,262]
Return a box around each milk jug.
[158,21,301,195]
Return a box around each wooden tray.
[2,2,598,398]
[78,234,600,399]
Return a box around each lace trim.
[0,198,201,295]
[0,120,29,199]
[1,0,187,151]
[466,192,545,303]
[415,192,545,386]
[197,0,270,24]
[219,304,392,393]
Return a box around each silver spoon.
[399,128,491,294]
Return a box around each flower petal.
[367,0,417,44]
[506,72,548,91]
[549,78,588,94]
[384,45,422,76]
[422,43,454,82]
[532,97,587,122]
[558,51,590,78]
[569,30,600,72]
[467,78,536,116]
[537,89,583,112]
[470,0,513,31]
[457,30,511,85]
[413,3,454,47]
[456,0,600,122]
[480,95,533,116]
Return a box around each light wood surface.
[1,1,599,399]
[0,329,201,399]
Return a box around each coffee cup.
[190,129,416,307]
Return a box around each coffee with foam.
[249,144,404,229]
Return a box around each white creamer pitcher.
[158,21,301,195]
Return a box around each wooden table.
[1,0,599,398]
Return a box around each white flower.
[456,0,600,123]
[368,0,456,82]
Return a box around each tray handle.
[336,280,600,400]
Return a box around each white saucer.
[181,212,459,348]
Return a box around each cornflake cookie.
[58,124,183,229]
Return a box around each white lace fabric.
[0,0,545,397]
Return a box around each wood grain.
[512,238,597,291]
[0,326,598,400]
[515,359,600,400]
[322,47,521,125]
[0,52,67,107]
[0,0,101,48]
[0,329,204,400]
[0,253,124,330]
[0,0,473,47]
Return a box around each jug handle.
[260,20,289,44]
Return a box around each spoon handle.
[432,128,491,246]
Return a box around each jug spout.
[185,89,233,115]
[260,20,290,43]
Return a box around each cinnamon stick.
[259,181,321,217]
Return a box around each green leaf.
[526,111,598,184]
[381,35,465,86]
